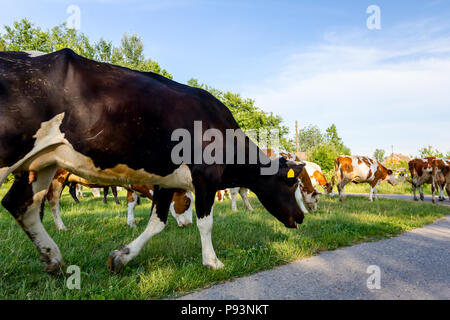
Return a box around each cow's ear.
[277,157,305,184]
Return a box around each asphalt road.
[179,195,450,300]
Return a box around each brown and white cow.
[408,157,445,202]
[431,158,450,203]
[46,169,193,230]
[126,184,193,228]
[216,188,253,212]
[334,156,397,201]
[304,161,334,195]
[263,148,319,212]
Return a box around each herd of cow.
[0,49,449,275]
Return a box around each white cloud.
[242,22,450,156]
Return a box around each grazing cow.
[126,185,193,228]
[408,157,445,202]
[0,49,306,274]
[333,156,397,201]
[263,148,319,212]
[216,189,229,202]
[304,161,334,195]
[216,188,253,212]
[431,158,450,203]
[46,169,193,230]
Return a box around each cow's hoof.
[42,258,64,275]
[413,198,418,201]
[203,258,224,270]
[107,246,129,273]
[56,225,67,231]
[127,222,137,229]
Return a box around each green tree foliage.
[373,149,385,162]
[418,145,443,158]
[299,124,350,173]
[0,18,171,78]
[308,142,339,172]
[1,18,294,150]
[297,125,323,151]
[187,78,294,151]
[324,123,351,155]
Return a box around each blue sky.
[1,0,449,156]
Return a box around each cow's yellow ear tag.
[287,169,295,178]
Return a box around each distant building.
[383,153,410,166]
[295,152,308,161]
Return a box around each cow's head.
[394,169,408,183]
[252,157,306,228]
[302,189,320,212]
[324,182,334,196]
[170,190,193,227]
[386,169,397,186]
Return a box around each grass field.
[339,181,434,196]
[0,182,448,300]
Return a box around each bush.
[308,142,342,172]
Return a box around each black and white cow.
[0,49,306,274]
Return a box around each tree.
[373,149,385,162]
[418,145,443,158]
[324,124,351,155]
[187,78,293,150]
[297,124,323,152]
[1,18,50,52]
[0,18,172,79]
[308,142,340,172]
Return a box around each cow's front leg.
[431,182,436,203]
[338,181,346,201]
[68,182,80,203]
[2,166,63,274]
[369,185,374,201]
[240,188,254,211]
[126,190,138,228]
[369,181,379,201]
[107,187,174,273]
[194,182,224,270]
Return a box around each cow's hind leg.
[111,186,120,204]
[412,183,418,201]
[103,187,109,204]
[239,188,254,211]
[107,187,174,273]
[2,166,63,273]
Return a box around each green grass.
[0,183,448,300]
[342,181,434,196]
